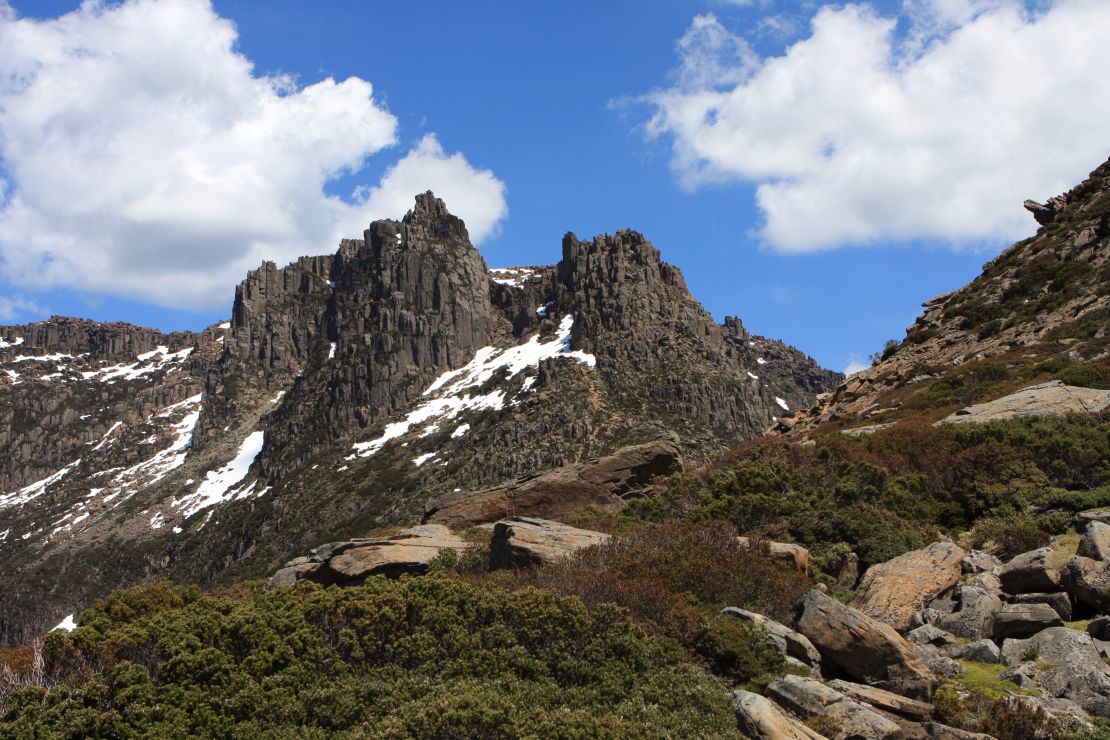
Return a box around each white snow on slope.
[218,322,231,330]
[173,431,265,519]
[351,314,595,460]
[0,458,82,510]
[90,421,123,452]
[52,614,76,632]
[84,346,193,383]
[328,342,337,359]
[100,394,202,504]
[757,357,767,365]
[747,371,758,380]
[0,337,24,349]
[489,267,537,288]
[413,452,437,467]
[775,396,790,411]
[12,353,75,363]
[451,423,470,438]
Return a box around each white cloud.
[0,0,507,310]
[843,357,869,376]
[0,294,41,322]
[645,2,1110,252]
[354,134,508,244]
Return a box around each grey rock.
[765,675,903,740]
[999,661,1038,690]
[1078,521,1110,561]
[906,625,956,647]
[950,639,1000,664]
[1063,555,1110,611]
[489,517,610,568]
[1006,591,1072,621]
[939,380,1110,425]
[826,679,933,721]
[1087,615,1110,640]
[1000,627,1110,716]
[993,602,1064,640]
[999,548,1061,595]
[936,586,1001,640]
[962,550,1001,576]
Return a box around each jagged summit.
[0,192,840,644]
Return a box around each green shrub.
[1,579,741,738]
[691,616,784,686]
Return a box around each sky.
[1,0,1108,374]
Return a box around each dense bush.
[626,416,1110,570]
[0,579,741,738]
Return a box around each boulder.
[1000,627,1110,716]
[1087,615,1110,641]
[826,679,932,721]
[1078,521,1110,561]
[764,676,902,740]
[922,724,994,739]
[912,645,965,678]
[422,439,682,527]
[949,639,1001,664]
[1077,509,1110,533]
[730,689,827,740]
[488,517,610,568]
[836,551,860,590]
[906,625,956,647]
[266,524,472,588]
[1006,592,1072,621]
[737,536,810,573]
[999,662,1038,690]
[1063,555,1110,611]
[993,603,1064,640]
[961,550,1001,576]
[938,381,1110,425]
[721,607,822,670]
[999,548,1061,595]
[936,586,1001,640]
[853,542,965,632]
[796,590,936,699]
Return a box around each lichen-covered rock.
[936,586,1001,640]
[993,603,1064,640]
[1063,556,1110,611]
[765,675,903,740]
[1000,627,1110,717]
[853,542,965,632]
[796,590,936,699]
[826,679,933,721]
[1006,592,1072,621]
[1078,521,1110,561]
[949,639,1001,664]
[489,517,610,568]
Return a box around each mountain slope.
[0,193,839,644]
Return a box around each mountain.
[780,156,1110,438]
[0,193,839,644]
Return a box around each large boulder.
[853,542,965,632]
[422,439,682,527]
[721,607,822,670]
[949,639,1001,664]
[266,524,473,588]
[1000,627,1110,717]
[488,517,610,568]
[936,586,1001,640]
[764,676,903,740]
[1078,521,1110,561]
[939,381,1110,425]
[1005,591,1072,621]
[730,689,827,740]
[737,536,810,573]
[1063,556,1110,611]
[826,679,932,722]
[796,590,936,699]
[999,548,1061,595]
[992,603,1064,640]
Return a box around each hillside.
[0,193,838,645]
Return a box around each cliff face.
[0,193,840,644]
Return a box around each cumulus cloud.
[0,294,41,322]
[843,357,869,376]
[354,134,508,244]
[645,1,1110,252]
[0,0,507,310]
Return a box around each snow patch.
[351,315,594,460]
[85,346,193,383]
[173,431,265,519]
[451,423,470,438]
[775,396,790,411]
[0,458,82,509]
[328,342,337,359]
[12,353,75,363]
[756,357,767,365]
[413,452,437,467]
[747,371,759,380]
[217,322,231,329]
[52,614,77,632]
[489,267,537,288]
[0,336,24,349]
[90,421,123,451]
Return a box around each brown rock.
[423,439,682,527]
[737,536,810,573]
[765,675,903,739]
[853,542,965,632]
[730,689,827,740]
[827,679,933,721]
[939,381,1110,425]
[796,590,937,699]
[489,517,610,568]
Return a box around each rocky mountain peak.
[400,190,471,246]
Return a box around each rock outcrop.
[999,548,1062,594]
[939,381,1110,425]
[488,517,610,568]
[1000,627,1110,717]
[764,675,903,740]
[423,438,682,527]
[853,542,965,632]
[730,689,827,740]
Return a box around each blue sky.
[2,0,1108,373]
